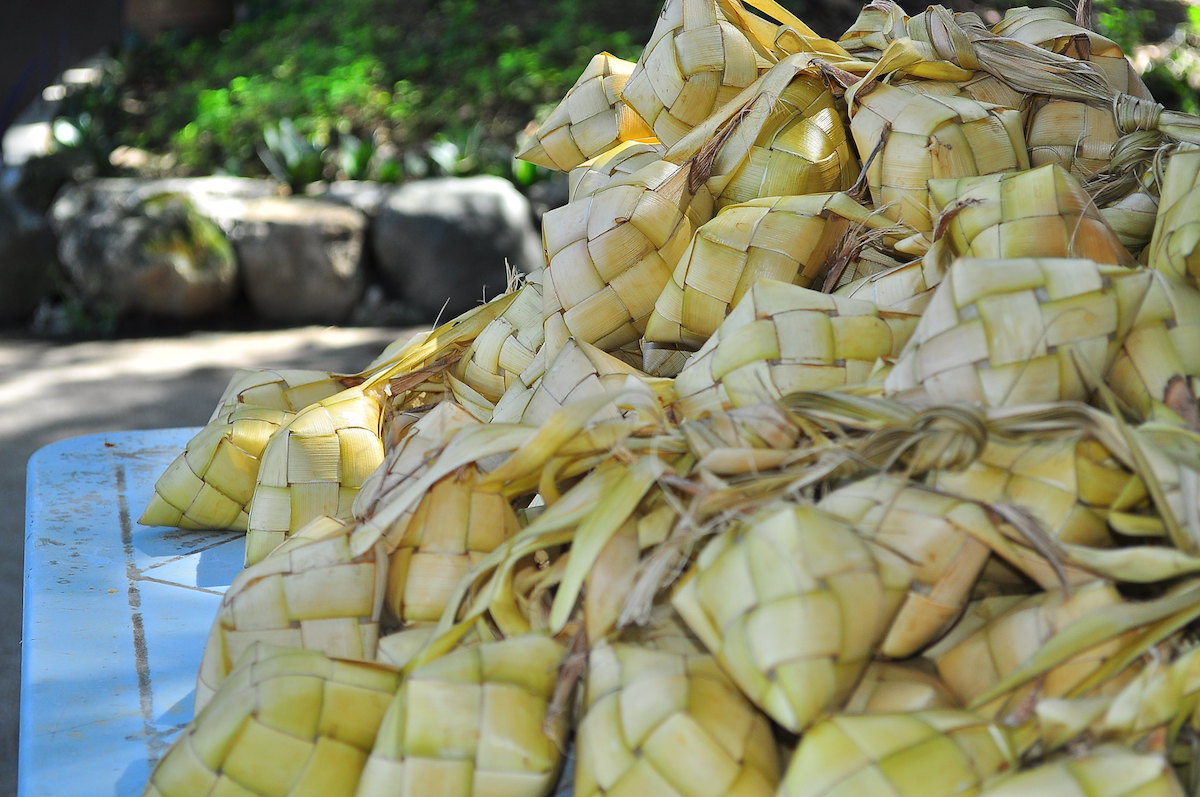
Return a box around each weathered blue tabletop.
[21,428,243,797]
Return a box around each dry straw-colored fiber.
[146,643,401,797]
[517,52,655,172]
[673,278,918,418]
[884,257,1152,407]
[621,0,765,147]
[195,516,387,712]
[245,386,385,565]
[645,192,906,354]
[574,641,782,796]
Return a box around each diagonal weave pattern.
[574,642,781,797]
[454,279,546,404]
[146,644,401,797]
[883,257,1154,407]
[140,368,352,531]
[818,474,993,658]
[835,253,941,315]
[709,76,858,209]
[777,710,1015,797]
[350,404,519,627]
[568,141,667,202]
[196,517,388,711]
[492,337,675,426]
[245,385,386,565]
[541,158,714,353]
[380,463,520,625]
[849,81,1029,233]
[357,634,566,796]
[645,192,905,352]
[142,404,295,531]
[215,367,359,419]
[673,279,919,418]
[517,52,655,172]
[926,164,1137,267]
[672,503,910,733]
[353,401,483,546]
[621,0,764,148]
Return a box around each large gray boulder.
[50,176,281,229]
[231,197,367,325]
[308,180,392,219]
[0,190,56,323]
[55,174,279,201]
[372,176,543,319]
[50,185,238,319]
[524,172,570,224]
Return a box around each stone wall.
[10,174,553,331]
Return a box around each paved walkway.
[0,324,415,793]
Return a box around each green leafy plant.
[1095,0,1200,114]
[337,132,375,180]
[63,0,649,180]
[424,126,484,177]
[510,156,553,188]
[258,118,325,192]
[1094,0,1154,54]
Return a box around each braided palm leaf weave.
[140,368,353,530]
[196,517,387,711]
[645,192,906,354]
[673,279,918,418]
[926,164,1137,267]
[575,642,782,796]
[883,257,1153,407]
[621,0,765,148]
[848,80,1029,233]
[146,644,400,797]
[517,52,655,172]
[245,385,385,564]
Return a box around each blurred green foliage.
[1095,0,1155,54]
[1087,0,1200,114]
[258,118,325,191]
[57,0,1200,187]
[79,0,649,183]
[1128,3,1200,115]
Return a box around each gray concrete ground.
[0,324,415,794]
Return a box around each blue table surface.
[20,428,243,797]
